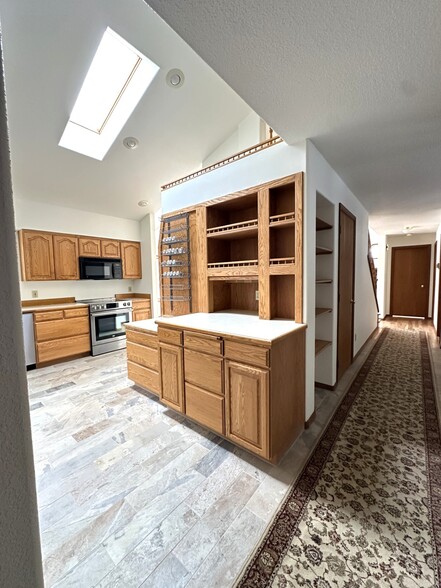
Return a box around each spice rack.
[159,212,192,316]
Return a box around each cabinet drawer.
[126,329,158,349]
[37,334,90,363]
[224,340,270,368]
[184,348,223,395]
[132,300,151,310]
[158,327,182,346]
[63,307,89,319]
[127,341,159,371]
[184,331,223,356]
[34,310,64,322]
[133,310,152,322]
[185,384,224,435]
[127,361,159,395]
[35,316,90,342]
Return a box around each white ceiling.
[0,0,252,219]
[147,0,441,235]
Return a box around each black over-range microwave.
[79,257,123,280]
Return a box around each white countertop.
[22,303,88,314]
[155,312,305,343]
[125,319,158,333]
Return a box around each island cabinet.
[126,315,306,464]
[126,323,159,395]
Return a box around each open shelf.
[315,339,331,355]
[210,280,258,314]
[269,212,295,228]
[207,219,258,239]
[316,246,333,255]
[270,275,295,320]
[207,259,258,269]
[316,217,333,231]
[315,307,332,316]
[269,182,295,217]
[316,278,333,284]
[207,193,258,231]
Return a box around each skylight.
[59,28,159,160]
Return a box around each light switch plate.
[128,286,132,292]
[31,290,38,298]
[255,290,259,301]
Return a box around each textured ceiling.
[0,0,251,219]
[147,0,441,235]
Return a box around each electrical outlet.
[255,290,259,301]
[128,286,132,293]
[31,290,38,298]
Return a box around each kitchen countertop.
[125,319,158,333]
[155,312,306,343]
[22,303,89,314]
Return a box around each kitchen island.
[125,312,306,464]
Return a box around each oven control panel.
[90,301,132,312]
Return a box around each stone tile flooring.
[27,320,441,587]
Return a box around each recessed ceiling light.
[138,200,149,207]
[166,69,184,89]
[123,136,139,150]
[59,28,159,160]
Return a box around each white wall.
[0,42,44,587]
[384,232,436,317]
[202,112,265,168]
[135,213,153,296]
[162,140,306,214]
[306,140,378,417]
[14,199,144,301]
[370,228,387,319]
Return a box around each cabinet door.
[19,230,55,280]
[225,360,269,458]
[121,242,142,279]
[101,239,120,258]
[159,342,184,412]
[79,237,101,258]
[53,234,79,280]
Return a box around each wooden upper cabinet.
[53,234,79,280]
[101,239,120,259]
[79,237,101,258]
[121,241,142,279]
[19,230,55,281]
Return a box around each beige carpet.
[237,328,441,587]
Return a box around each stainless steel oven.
[78,298,132,356]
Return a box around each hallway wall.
[0,38,44,587]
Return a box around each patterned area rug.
[237,328,441,587]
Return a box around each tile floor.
[27,320,441,587]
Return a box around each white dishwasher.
[22,313,36,368]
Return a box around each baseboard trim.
[314,381,336,391]
[352,326,379,363]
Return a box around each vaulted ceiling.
[0,0,252,219]
[147,0,441,235]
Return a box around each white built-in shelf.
[315,307,332,316]
[316,246,333,255]
[315,339,332,355]
[316,278,333,284]
[316,217,333,231]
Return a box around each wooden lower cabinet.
[33,307,90,365]
[159,342,184,412]
[126,323,306,464]
[225,360,269,458]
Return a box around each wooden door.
[53,234,79,280]
[337,205,356,381]
[225,360,269,458]
[79,237,101,258]
[101,239,120,258]
[19,230,55,280]
[159,343,184,412]
[390,245,431,317]
[121,242,142,279]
